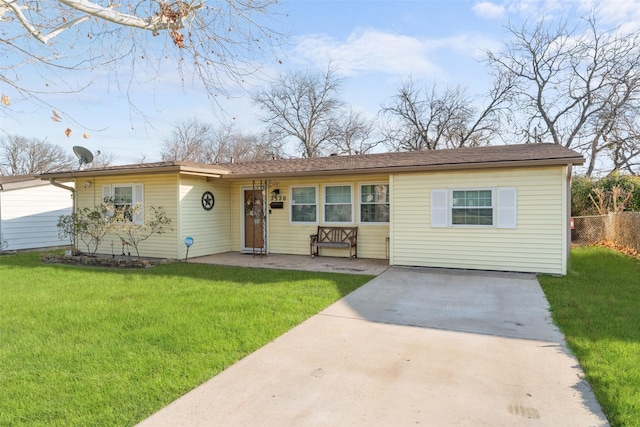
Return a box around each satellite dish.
[73,146,94,169]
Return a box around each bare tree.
[89,150,115,168]
[222,131,286,162]
[160,118,216,163]
[0,134,76,174]
[0,0,284,115]
[486,16,640,175]
[380,76,509,151]
[253,67,344,158]
[160,118,283,163]
[328,109,381,155]
[604,112,640,174]
[208,126,285,162]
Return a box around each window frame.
[322,183,354,224]
[102,183,144,224]
[359,182,390,224]
[290,185,318,224]
[450,188,495,227]
[112,184,135,221]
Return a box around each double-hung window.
[451,190,493,225]
[291,186,317,223]
[103,184,144,224]
[360,184,389,223]
[431,188,516,228]
[113,185,134,221]
[324,185,353,223]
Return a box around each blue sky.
[1,0,638,165]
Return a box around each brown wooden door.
[243,189,265,249]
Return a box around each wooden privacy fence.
[572,212,640,252]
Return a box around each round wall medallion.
[201,191,215,211]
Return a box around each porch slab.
[188,252,389,276]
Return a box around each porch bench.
[310,226,358,259]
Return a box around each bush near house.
[572,174,640,216]
[57,202,172,257]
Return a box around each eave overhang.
[39,164,230,180]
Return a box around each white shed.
[0,176,73,252]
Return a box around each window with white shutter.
[431,187,517,228]
[101,184,144,224]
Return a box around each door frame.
[241,186,267,253]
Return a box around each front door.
[243,189,265,252]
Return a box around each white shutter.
[133,184,144,224]
[431,189,448,227]
[101,185,114,219]
[497,188,517,228]
[102,185,112,203]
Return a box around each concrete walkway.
[137,267,608,427]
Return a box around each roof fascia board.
[180,170,225,178]
[40,165,226,180]
[0,179,49,191]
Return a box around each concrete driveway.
[137,267,608,427]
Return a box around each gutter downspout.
[565,164,573,275]
[49,178,76,253]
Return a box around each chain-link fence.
[571,216,608,246]
[572,212,640,252]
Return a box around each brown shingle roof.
[39,143,584,180]
[222,143,584,178]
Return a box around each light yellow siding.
[178,176,232,258]
[228,175,390,259]
[390,166,567,274]
[69,162,569,273]
[75,174,180,258]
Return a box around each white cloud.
[502,0,571,21]
[473,2,506,19]
[289,28,494,80]
[580,0,640,32]
[291,29,438,77]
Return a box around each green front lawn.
[0,253,372,426]
[539,246,640,427]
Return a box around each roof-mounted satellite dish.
[73,146,94,169]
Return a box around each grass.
[539,246,640,427]
[0,252,373,426]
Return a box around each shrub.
[57,203,112,256]
[111,205,172,257]
[597,173,640,212]
[572,175,597,216]
[572,173,640,216]
[57,203,172,258]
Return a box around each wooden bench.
[310,226,358,259]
